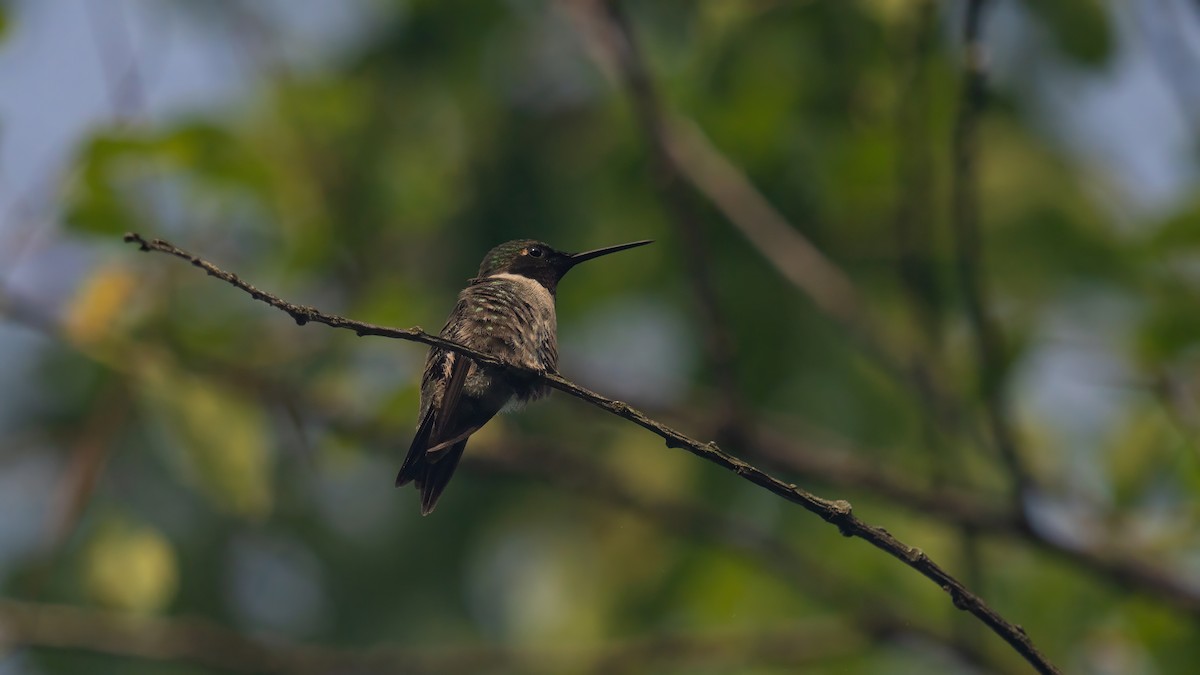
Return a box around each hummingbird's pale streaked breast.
[395,238,652,514]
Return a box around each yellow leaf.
[860,0,923,25]
[84,519,178,613]
[64,263,137,346]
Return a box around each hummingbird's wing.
[395,353,482,515]
[426,352,477,458]
[394,407,435,488]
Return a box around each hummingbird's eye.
[528,246,544,258]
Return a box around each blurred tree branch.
[30,381,131,598]
[8,273,1197,620]
[562,0,995,471]
[0,297,1006,670]
[466,443,1015,674]
[736,417,1200,616]
[891,0,985,647]
[569,4,1031,663]
[0,599,863,675]
[151,334,1200,621]
[1,1,1196,672]
[122,233,1060,674]
[566,0,1200,638]
[599,0,747,433]
[950,0,1034,509]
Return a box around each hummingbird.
[395,238,653,514]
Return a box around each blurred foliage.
[3,0,1200,674]
[82,517,178,613]
[1020,0,1114,65]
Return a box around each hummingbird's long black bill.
[568,240,653,267]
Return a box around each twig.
[123,232,1061,674]
[950,0,1034,507]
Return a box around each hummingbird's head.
[475,238,652,293]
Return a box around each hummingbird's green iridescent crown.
[478,239,550,277]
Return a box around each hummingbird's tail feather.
[417,440,466,515]
[396,408,436,488]
[393,407,468,515]
[397,353,491,513]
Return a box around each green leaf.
[1148,206,1200,252]
[1106,409,1175,508]
[63,134,151,235]
[155,122,271,193]
[139,360,275,519]
[63,125,270,235]
[1137,291,1200,365]
[1021,0,1114,66]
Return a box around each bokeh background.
[2,0,1200,673]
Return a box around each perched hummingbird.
[395,238,653,514]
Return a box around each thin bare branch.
[146,331,1200,622]
[123,232,1061,674]
[7,271,1198,626]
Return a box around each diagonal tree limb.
[9,275,1197,623]
[123,232,1061,674]
[142,330,1200,623]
